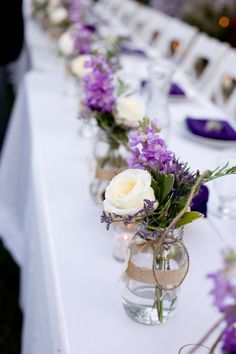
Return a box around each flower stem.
[155,286,163,323]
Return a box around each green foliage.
[96,111,128,150]
[116,79,132,97]
[106,36,127,61]
[203,164,236,183]
[176,211,203,228]
[139,117,160,133]
[151,172,174,204]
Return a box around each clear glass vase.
[146,59,174,141]
[90,132,127,204]
[122,226,188,325]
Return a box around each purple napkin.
[84,24,97,33]
[186,117,236,141]
[120,45,147,58]
[191,185,209,217]
[169,83,186,96]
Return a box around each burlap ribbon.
[126,237,189,291]
[95,158,127,181]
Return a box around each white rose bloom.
[103,169,157,216]
[49,7,68,25]
[58,32,74,56]
[116,97,145,127]
[70,55,92,79]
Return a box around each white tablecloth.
[1,68,236,354]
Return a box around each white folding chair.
[154,19,198,64]
[128,5,152,33]
[116,1,140,26]
[180,33,229,89]
[140,10,170,50]
[205,49,236,120]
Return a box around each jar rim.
[136,223,184,243]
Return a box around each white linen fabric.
[0,70,236,354]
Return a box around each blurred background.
[137,0,236,47]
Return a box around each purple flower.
[70,24,93,55]
[222,326,236,353]
[208,271,236,313]
[128,119,173,171]
[208,249,236,314]
[83,56,116,112]
[68,1,83,24]
[208,249,236,353]
[101,211,113,230]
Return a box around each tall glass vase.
[122,225,188,325]
[90,132,127,204]
[146,59,174,140]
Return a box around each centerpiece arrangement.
[32,0,71,38]
[101,118,236,325]
[80,55,145,203]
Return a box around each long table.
[1,11,236,354]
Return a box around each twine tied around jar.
[95,157,127,181]
[126,231,190,291]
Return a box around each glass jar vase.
[122,226,189,325]
[90,132,127,204]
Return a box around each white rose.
[103,169,157,216]
[49,7,68,25]
[70,55,92,79]
[58,32,74,56]
[116,97,145,127]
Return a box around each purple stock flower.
[68,1,83,23]
[208,249,236,314]
[128,119,173,171]
[222,326,236,353]
[70,24,93,55]
[83,56,115,112]
[208,271,236,313]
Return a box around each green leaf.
[203,164,236,183]
[176,211,203,228]
[151,179,158,196]
[162,174,174,201]
[116,79,131,97]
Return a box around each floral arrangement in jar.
[80,55,145,203]
[32,0,48,23]
[33,0,91,39]
[101,119,236,325]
